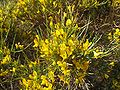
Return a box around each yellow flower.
[109,61,115,66]
[57,61,70,76]
[67,5,71,12]
[19,45,24,49]
[15,43,19,49]
[63,69,70,76]
[114,28,120,42]
[27,80,32,86]
[56,30,60,37]
[19,0,25,5]
[39,0,46,5]
[24,7,27,12]
[59,43,68,59]
[60,62,67,70]
[54,28,64,38]
[48,71,54,83]
[58,75,64,81]
[37,10,40,13]
[114,28,120,36]
[48,83,52,90]
[83,39,92,51]
[22,78,28,88]
[33,35,39,47]
[93,51,103,59]
[108,32,112,40]
[43,83,52,90]
[63,12,67,18]
[60,52,67,60]
[20,65,24,67]
[1,55,11,64]
[29,63,32,68]
[29,74,33,79]
[45,39,49,44]
[36,35,39,40]
[66,19,72,26]
[50,20,53,28]
[52,61,56,66]
[75,79,79,84]
[60,43,66,50]
[41,79,49,87]
[33,71,37,80]
[59,28,64,35]
[12,67,16,73]
[54,23,60,29]
[0,70,8,76]
[63,61,67,66]
[59,75,69,84]
[30,61,37,65]
[57,61,62,66]
[41,75,47,80]
[15,42,24,49]
[42,6,46,12]
[68,39,74,46]
[42,45,49,55]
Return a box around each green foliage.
[0,0,120,90]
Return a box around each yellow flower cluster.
[57,61,70,76]
[15,42,24,49]
[80,39,92,55]
[41,39,52,57]
[0,70,9,76]
[21,78,41,90]
[56,61,70,84]
[21,71,53,90]
[72,59,89,83]
[32,17,102,87]
[21,71,38,90]
[39,0,47,12]
[10,67,16,73]
[1,55,11,64]
[82,39,92,51]
[33,35,39,48]
[58,74,70,84]
[108,28,120,43]
[29,71,38,80]
[41,75,53,90]
[33,27,77,60]
[93,51,103,59]
[66,19,72,26]
[28,61,37,68]
[48,71,55,83]
[12,0,28,18]
[114,28,120,42]
[17,0,26,6]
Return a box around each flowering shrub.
[0,0,120,90]
[19,6,110,88]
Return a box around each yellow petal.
[66,19,72,26]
